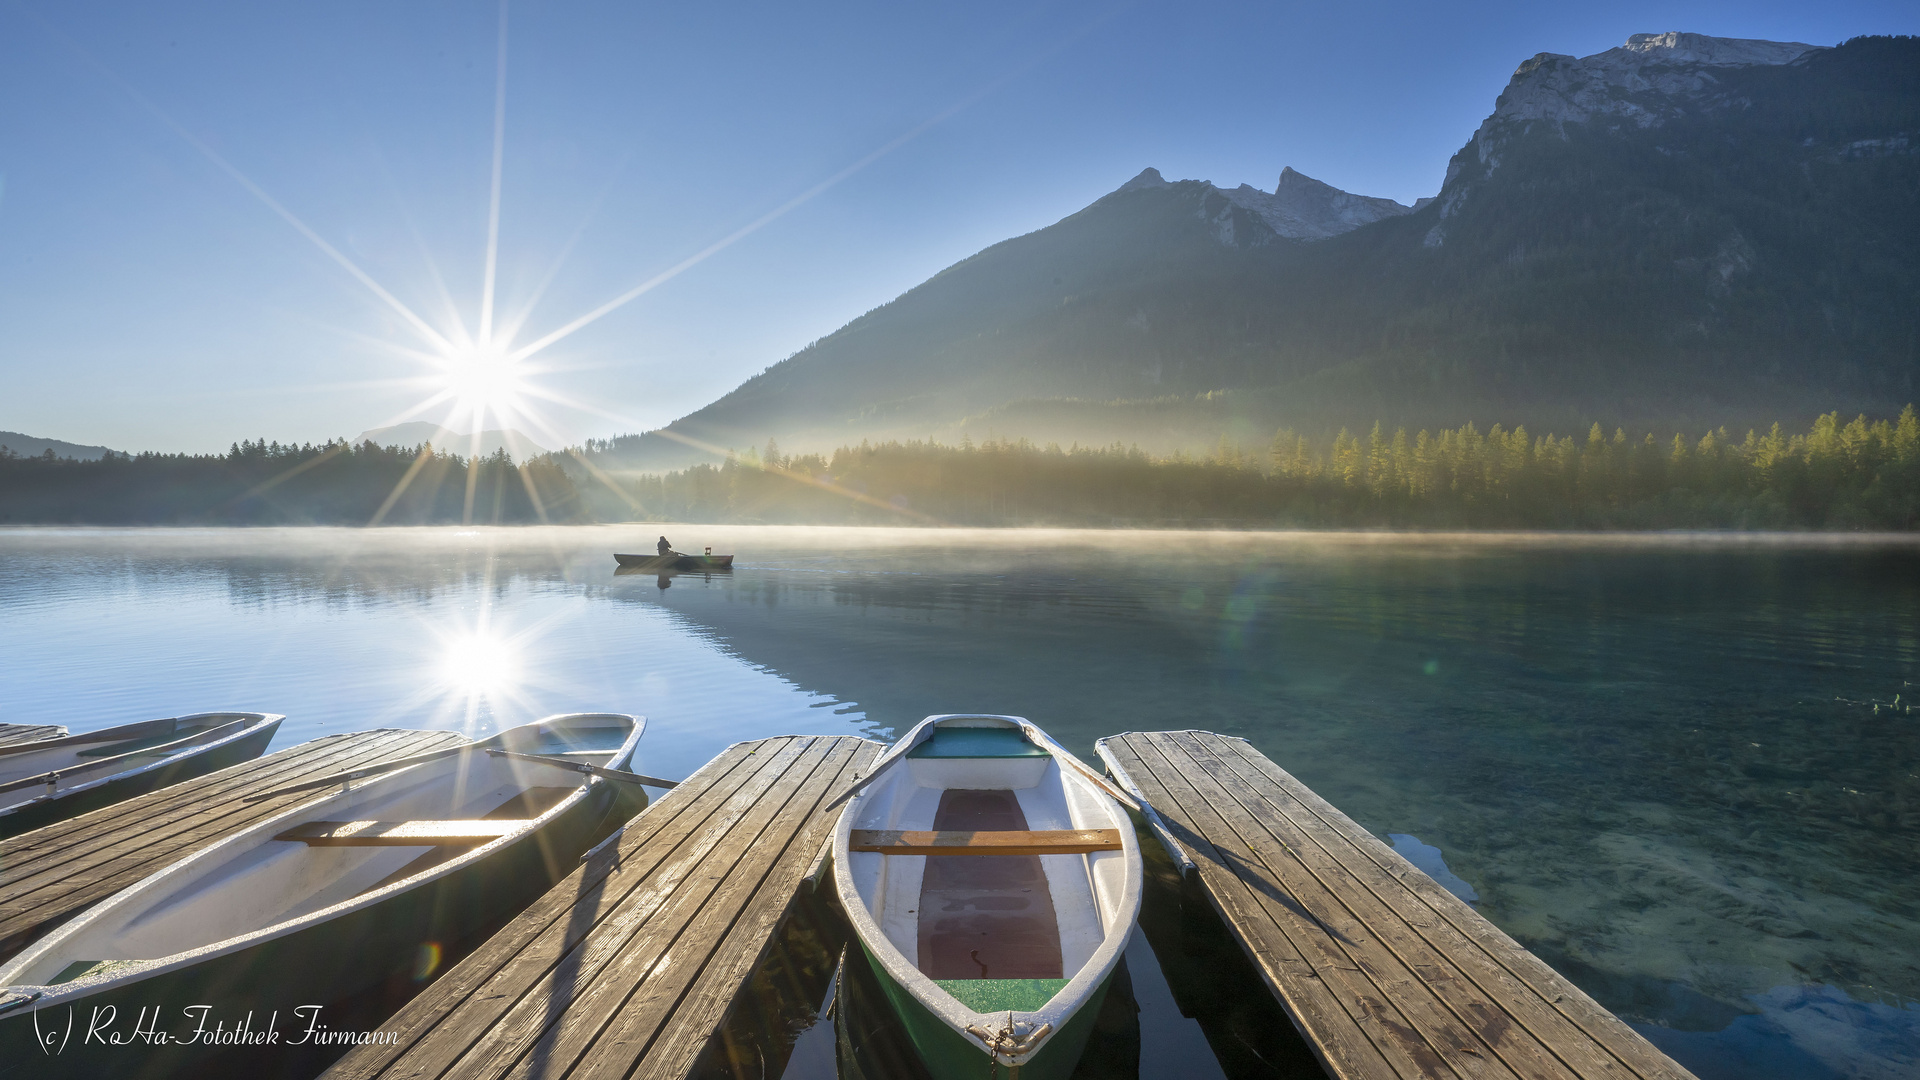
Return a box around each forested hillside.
[581,408,1920,530]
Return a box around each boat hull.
[855,938,1112,1080]
[612,552,734,571]
[0,767,637,1078]
[0,715,282,839]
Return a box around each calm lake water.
[1,526,1916,1080]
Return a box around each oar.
[485,749,679,788]
[243,745,471,801]
[820,767,889,813]
[1054,750,1143,813]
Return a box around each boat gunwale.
[831,712,1142,1069]
[0,713,285,814]
[0,712,643,1001]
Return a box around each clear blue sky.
[2,1,1913,453]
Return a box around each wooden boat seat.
[275,819,530,846]
[850,828,1123,855]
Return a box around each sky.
[1,1,1914,454]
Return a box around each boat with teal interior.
[831,714,1142,1080]
[0,713,647,1076]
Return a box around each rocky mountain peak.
[1117,167,1170,192]
[1111,165,1409,242]
[1426,31,1833,247]
[1224,167,1412,240]
[1482,32,1825,138]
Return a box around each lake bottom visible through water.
[0,525,1914,1079]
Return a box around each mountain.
[0,431,117,461]
[591,33,1920,471]
[357,422,549,461]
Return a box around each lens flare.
[440,630,521,696]
[436,343,526,418]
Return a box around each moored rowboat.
[0,712,283,838]
[832,714,1142,1080]
[0,712,647,1075]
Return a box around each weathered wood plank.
[1209,735,1695,1080]
[570,737,867,1080]
[484,738,857,1080]
[1116,731,1465,1080]
[1167,731,1609,1080]
[320,734,879,1076]
[0,724,66,749]
[322,734,881,1080]
[0,729,466,960]
[849,827,1124,855]
[1097,730,1698,1080]
[319,740,792,1080]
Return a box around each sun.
[436,342,527,419]
[438,628,522,697]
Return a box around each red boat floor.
[917,788,1064,981]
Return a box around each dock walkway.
[1098,730,1696,1080]
[0,727,467,961]
[0,724,66,748]
[327,733,881,1080]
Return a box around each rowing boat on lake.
[613,551,734,571]
[0,712,282,838]
[832,714,1142,1080]
[0,712,646,1075]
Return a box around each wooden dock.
[326,733,881,1080]
[0,723,66,748]
[1098,730,1697,1080]
[0,727,467,961]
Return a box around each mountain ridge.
[584,32,1919,473]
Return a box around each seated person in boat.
[656,536,675,557]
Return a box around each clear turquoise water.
[1,526,1915,1079]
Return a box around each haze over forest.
[5,29,1918,530]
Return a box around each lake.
[1,526,1915,1080]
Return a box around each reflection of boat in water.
[613,552,735,570]
[833,714,1142,1080]
[614,563,734,590]
[0,713,647,1076]
[0,712,283,838]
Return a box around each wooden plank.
[276,819,528,846]
[0,729,467,960]
[323,734,882,1080]
[1208,735,1694,1080]
[319,740,792,1080]
[0,724,65,749]
[1112,731,1466,1080]
[850,828,1124,855]
[1166,731,1617,1080]
[625,745,871,1080]
[478,738,857,1080]
[1097,730,1698,1080]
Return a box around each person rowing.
[656,535,677,557]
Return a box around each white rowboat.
[831,714,1142,1080]
[0,712,646,1076]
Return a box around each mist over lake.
[1,525,1914,1079]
